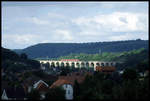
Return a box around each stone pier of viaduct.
[38,59,117,71]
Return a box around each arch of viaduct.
[38,60,117,71]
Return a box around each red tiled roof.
[50,79,72,88]
[50,72,92,89]
[36,82,49,92]
[58,76,84,84]
[96,66,116,72]
[60,59,80,61]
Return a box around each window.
[65,84,67,88]
[68,90,70,94]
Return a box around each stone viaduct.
[38,59,117,71]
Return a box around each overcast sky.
[2,1,148,49]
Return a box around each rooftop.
[33,80,49,89]
[96,66,116,72]
[50,79,72,88]
[50,71,92,89]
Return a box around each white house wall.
[62,84,73,100]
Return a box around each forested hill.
[13,39,148,59]
[2,47,40,72]
[56,48,149,70]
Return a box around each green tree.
[20,53,28,59]
[101,79,114,94]
[45,87,65,100]
[73,80,80,100]
[27,89,41,100]
[136,59,148,73]
[136,78,149,99]
[122,68,138,80]
[112,80,140,100]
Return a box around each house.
[139,72,144,77]
[144,70,149,77]
[1,86,26,100]
[41,66,46,70]
[33,80,49,89]
[118,70,124,75]
[1,89,8,100]
[50,79,73,100]
[22,75,41,93]
[1,81,9,100]
[96,66,116,73]
[50,71,91,100]
[33,80,49,99]
[23,78,49,99]
[22,73,58,94]
[139,70,149,77]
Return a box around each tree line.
[14,39,148,59]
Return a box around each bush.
[45,87,65,100]
[27,89,41,100]
[122,68,138,80]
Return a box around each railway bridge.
[38,59,117,71]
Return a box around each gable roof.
[36,82,49,92]
[33,80,49,89]
[1,89,8,100]
[50,79,72,89]
[50,71,91,89]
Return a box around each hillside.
[2,47,41,72]
[56,48,147,61]
[13,39,148,59]
[55,48,148,70]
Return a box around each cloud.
[108,32,148,41]
[94,12,147,32]
[72,12,148,33]
[70,11,148,42]
[119,17,128,24]
[48,12,66,19]
[54,30,73,41]
[108,33,132,41]
[2,33,42,49]
[26,17,49,25]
